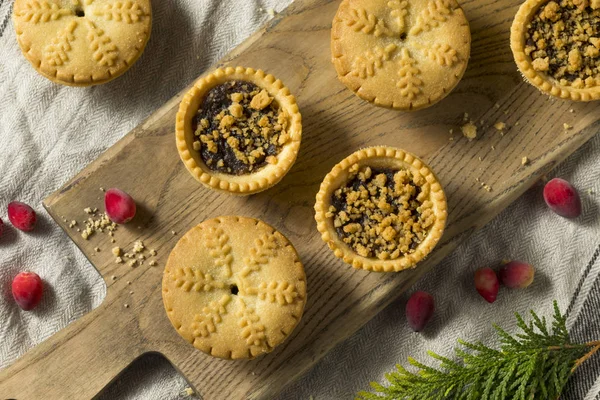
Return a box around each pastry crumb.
[132,241,145,253]
[522,156,530,165]
[149,249,157,256]
[112,247,122,256]
[94,247,101,252]
[111,275,117,281]
[461,122,478,140]
[124,304,129,308]
[128,260,137,268]
[184,387,195,396]
[563,123,573,130]
[99,187,105,192]
[149,260,158,266]
[115,257,124,264]
[494,121,506,131]
[172,231,177,235]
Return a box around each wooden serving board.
[2,0,599,398]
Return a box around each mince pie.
[314,147,447,272]
[176,67,302,195]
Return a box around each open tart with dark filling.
[511,0,600,101]
[176,67,302,194]
[314,147,447,272]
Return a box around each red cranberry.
[474,267,499,303]
[543,178,582,218]
[499,261,535,289]
[104,188,137,224]
[12,272,43,311]
[406,291,435,332]
[7,201,37,231]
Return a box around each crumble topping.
[526,0,600,87]
[192,80,290,175]
[327,165,435,260]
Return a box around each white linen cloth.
[1,0,599,399]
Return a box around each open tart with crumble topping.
[314,147,447,272]
[511,0,600,101]
[176,67,302,195]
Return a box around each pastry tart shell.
[176,67,302,195]
[314,146,447,272]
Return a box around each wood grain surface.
[1,0,599,398]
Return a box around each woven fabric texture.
[1,0,599,399]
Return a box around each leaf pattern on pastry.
[409,0,453,35]
[388,0,409,35]
[16,0,73,23]
[237,299,267,348]
[396,48,423,99]
[171,267,227,292]
[245,281,300,305]
[85,20,119,67]
[417,43,458,67]
[341,7,395,37]
[191,295,232,338]
[93,0,149,23]
[44,20,77,66]
[240,233,278,277]
[351,44,398,78]
[203,227,233,277]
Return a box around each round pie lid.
[331,0,471,110]
[162,216,307,359]
[13,0,152,86]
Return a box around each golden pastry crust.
[13,0,152,86]
[314,147,447,272]
[331,0,471,110]
[511,0,600,101]
[162,216,307,360]
[176,67,302,195]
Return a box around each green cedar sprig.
[358,301,600,400]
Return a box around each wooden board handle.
[0,289,147,400]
